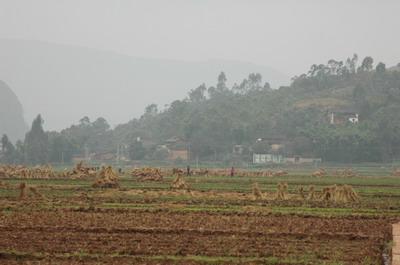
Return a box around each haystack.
[333,185,359,203]
[68,162,97,179]
[34,165,57,178]
[18,182,26,200]
[338,168,357,177]
[321,185,336,201]
[172,168,185,176]
[0,165,59,179]
[298,186,306,199]
[252,182,263,200]
[263,170,274,177]
[132,167,163,181]
[273,170,289,177]
[171,175,190,190]
[321,184,359,203]
[92,166,119,188]
[307,185,317,200]
[312,168,326,177]
[275,182,288,200]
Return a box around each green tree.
[371,105,400,161]
[1,134,16,164]
[189,83,207,103]
[14,140,25,164]
[143,104,158,117]
[61,116,112,154]
[376,62,386,74]
[347,53,358,74]
[24,115,49,165]
[263,82,271,90]
[79,116,91,126]
[248,73,263,91]
[92,117,110,132]
[48,132,75,163]
[52,60,400,163]
[360,56,374,72]
[217,72,227,91]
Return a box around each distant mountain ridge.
[0,39,289,130]
[0,80,27,141]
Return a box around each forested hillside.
[110,55,400,163]
[2,55,400,164]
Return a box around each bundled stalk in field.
[252,182,263,200]
[336,168,357,178]
[273,170,289,177]
[307,185,317,200]
[172,168,185,176]
[321,185,336,201]
[66,161,98,179]
[92,166,120,188]
[18,182,26,200]
[0,164,58,179]
[333,185,359,203]
[312,168,327,177]
[321,184,359,203]
[171,175,190,190]
[298,186,306,199]
[131,167,163,181]
[275,182,288,200]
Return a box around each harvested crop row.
[0,227,383,264]
[0,210,393,238]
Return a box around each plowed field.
[0,209,395,264]
[0,172,399,264]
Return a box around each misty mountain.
[0,39,289,130]
[0,80,27,142]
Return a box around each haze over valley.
[0,39,289,130]
[2,2,400,264]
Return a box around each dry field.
[0,165,399,264]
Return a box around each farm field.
[0,166,399,264]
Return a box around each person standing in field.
[230,166,235,177]
[186,165,191,176]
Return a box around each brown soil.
[0,210,393,264]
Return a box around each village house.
[329,107,359,125]
[252,137,321,165]
[163,137,189,161]
[252,136,287,164]
[285,156,322,164]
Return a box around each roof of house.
[330,106,358,114]
[258,136,288,143]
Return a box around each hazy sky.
[1,0,399,77]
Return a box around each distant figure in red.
[230,166,235,177]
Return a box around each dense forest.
[2,54,400,165]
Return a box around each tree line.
[2,54,400,165]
